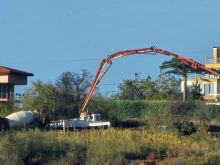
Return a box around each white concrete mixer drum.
[5,111,35,129]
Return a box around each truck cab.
[91,114,102,122]
[80,114,102,122]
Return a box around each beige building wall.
[0,75,9,83]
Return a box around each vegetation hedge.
[108,100,220,121]
[1,99,220,122]
[113,100,167,119]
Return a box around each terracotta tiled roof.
[0,66,34,76]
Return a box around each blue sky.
[1,0,220,95]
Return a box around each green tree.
[22,70,92,120]
[116,73,151,100]
[0,101,17,116]
[22,80,57,120]
[117,79,137,100]
[153,73,181,99]
[116,72,181,100]
[139,75,157,100]
[160,58,206,102]
[55,69,92,118]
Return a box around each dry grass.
[59,128,220,165]
[0,126,219,165]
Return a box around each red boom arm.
[80,46,220,117]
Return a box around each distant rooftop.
[0,66,34,76]
[213,46,220,49]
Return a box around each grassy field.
[0,126,219,165]
[0,100,220,164]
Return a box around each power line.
[178,50,211,55]
[3,58,101,65]
[14,83,120,92]
[2,50,212,65]
[98,83,119,86]
[14,90,118,94]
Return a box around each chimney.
[213,46,220,63]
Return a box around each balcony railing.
[187,73,220,81]
[0,93,24,101]
[206,57,220,64]
[187,74,206,81]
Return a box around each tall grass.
[0,127,219,165]
[91,99,220,121]
[114,100,167,120]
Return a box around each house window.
[200,84,205,94]
[0,85,5,98]
[209,74,216,79]
[204,83,214,96]
[210,84,214,94]
[0,85,9,98]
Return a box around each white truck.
[0,111,110,132]
[49,114,110,130]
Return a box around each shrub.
[0,129,87,165]
[203,153,220,165]
[175,121,197,135]
[0,101,18,117]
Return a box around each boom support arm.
[80,48,155,116]
[80,46,220,117]
[153,48,220,76]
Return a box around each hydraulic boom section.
[80,47,155,117]
[80,46,220,117]
[153,47,220,76]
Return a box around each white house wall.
[181,80,216,96]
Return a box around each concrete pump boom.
[80,46,220,117]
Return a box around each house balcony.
[205,57,220,69]
[187,73,219,82]
[206,57,220,64]
[0,92,24,102]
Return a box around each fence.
[0,92,24,101]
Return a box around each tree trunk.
[183,75,187,102]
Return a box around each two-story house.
[182,46,220,102]
[0,66,33,102]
